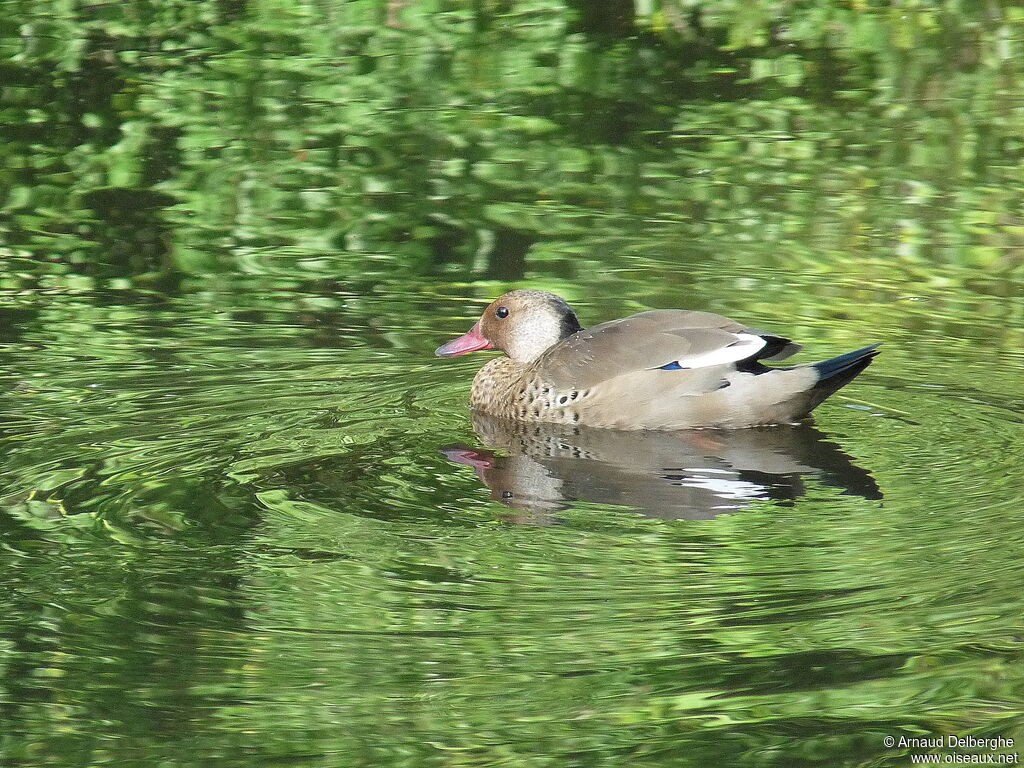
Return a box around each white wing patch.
[667,333,767,370]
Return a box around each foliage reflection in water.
[1,0,1024,766]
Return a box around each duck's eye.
[495,306,509,319]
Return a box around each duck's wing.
[537,310,799,392]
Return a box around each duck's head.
[435,290,583,364]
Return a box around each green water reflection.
[1,1,1023,766]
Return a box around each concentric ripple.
[1,278,1023,768]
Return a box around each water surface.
[2,2,1024,766]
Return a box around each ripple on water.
[1,288,1023,766]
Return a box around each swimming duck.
[435,290,879,429]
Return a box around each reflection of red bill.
[440,445,495,483]
[434,322,493,357]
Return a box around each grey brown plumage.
[436,290,880,430]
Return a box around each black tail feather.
[811,344,881,391]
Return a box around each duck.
[435,290,880,430]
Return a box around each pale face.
[435,290,582,363]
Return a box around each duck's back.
[537,309,797,392]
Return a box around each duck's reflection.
[442,413,881,522]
